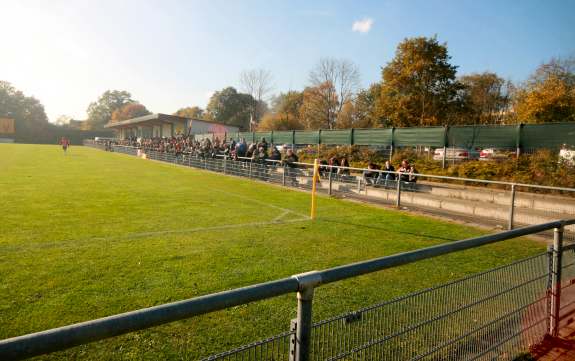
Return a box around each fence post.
[223,156,227,174]
[516,123,523,158]
[328,171,333,196]
[292,272,322,361]
[508,184,516,230]
[249,161,252,178]
[357,178,361,193]
[282,165,287,186]
[550,224,564,337]
[546,244,553,334]
[390,127,395,162]
[289,319,297,361]
[442,125,448,169]
[396,172,402,208]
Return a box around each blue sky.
[1,0,574,121]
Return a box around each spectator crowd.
[98,136,417,187]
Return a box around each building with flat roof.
[104,113,239,139]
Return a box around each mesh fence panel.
[321,130,352,145]
[201,330,294,361]
[309,253,550,361]
[189,123,575,149]
[560,247,575,330]
[394,127,445,147]
[198,253,551,361]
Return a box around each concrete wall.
[153,126,161,138]
[161,123,172,137]
[189,119,239,134]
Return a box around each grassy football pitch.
[0,144,544,360]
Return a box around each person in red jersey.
[60,137,70,154]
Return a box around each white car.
[433,148,480,161]
[559,147,575,166]
[479,148,512,161]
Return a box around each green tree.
[300,82,338,129]
[379,36,463,126]
[86,90,135,129]
[173,106,205,119]
[513,57,575,123]
[110,103,151,122]
[335,87,389,129]
[0,80,49,139]
[257,91,304,131]
[459,72,510,124]
[205,87,256,130]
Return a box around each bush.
[293,145,575,191]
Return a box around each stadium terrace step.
[419,180,575,215]
[320,178,575,233]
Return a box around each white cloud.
[352,18,374,34]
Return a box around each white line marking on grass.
[85,217,310,242]
[143,155,310,220]
[0,217,311,252]
[210,188,310,220]
[272,210,290,222]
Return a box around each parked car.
[559,145,575,166]
[433,147,480,161]
[479,148,513,161]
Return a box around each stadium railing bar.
[91,143,575,239]
[1,215,575,360]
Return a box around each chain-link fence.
[559,245,575,331]
[200,251,550,361]
[190,123,575,153]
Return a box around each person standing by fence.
[283,149,299,186]
[60,137,70,154]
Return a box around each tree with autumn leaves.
[92,36,571,132]
[110,103,151,122]
[30,36,575,134]
[512,58,575,123]
[256,37,574,131]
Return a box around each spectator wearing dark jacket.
[363,162,381,185]
[283,149,299,185]
[398,160,417,183]
[269,146,281,161]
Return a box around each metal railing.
[1,219,575,360]
[94,143,575,237]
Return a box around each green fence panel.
[522,122,575,149]
[320,129,352,145]
[353,128,393,146]
[238,132,254,143]
[254,132,273,143]
[394,127,445,147]
[272,131,294,144]
[180,123,575,149]
[294,130,319,145]
[226,132,239,141]
[448,125,518,149]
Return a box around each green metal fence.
[195,122,575,150]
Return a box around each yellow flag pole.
[310,158,319,220]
